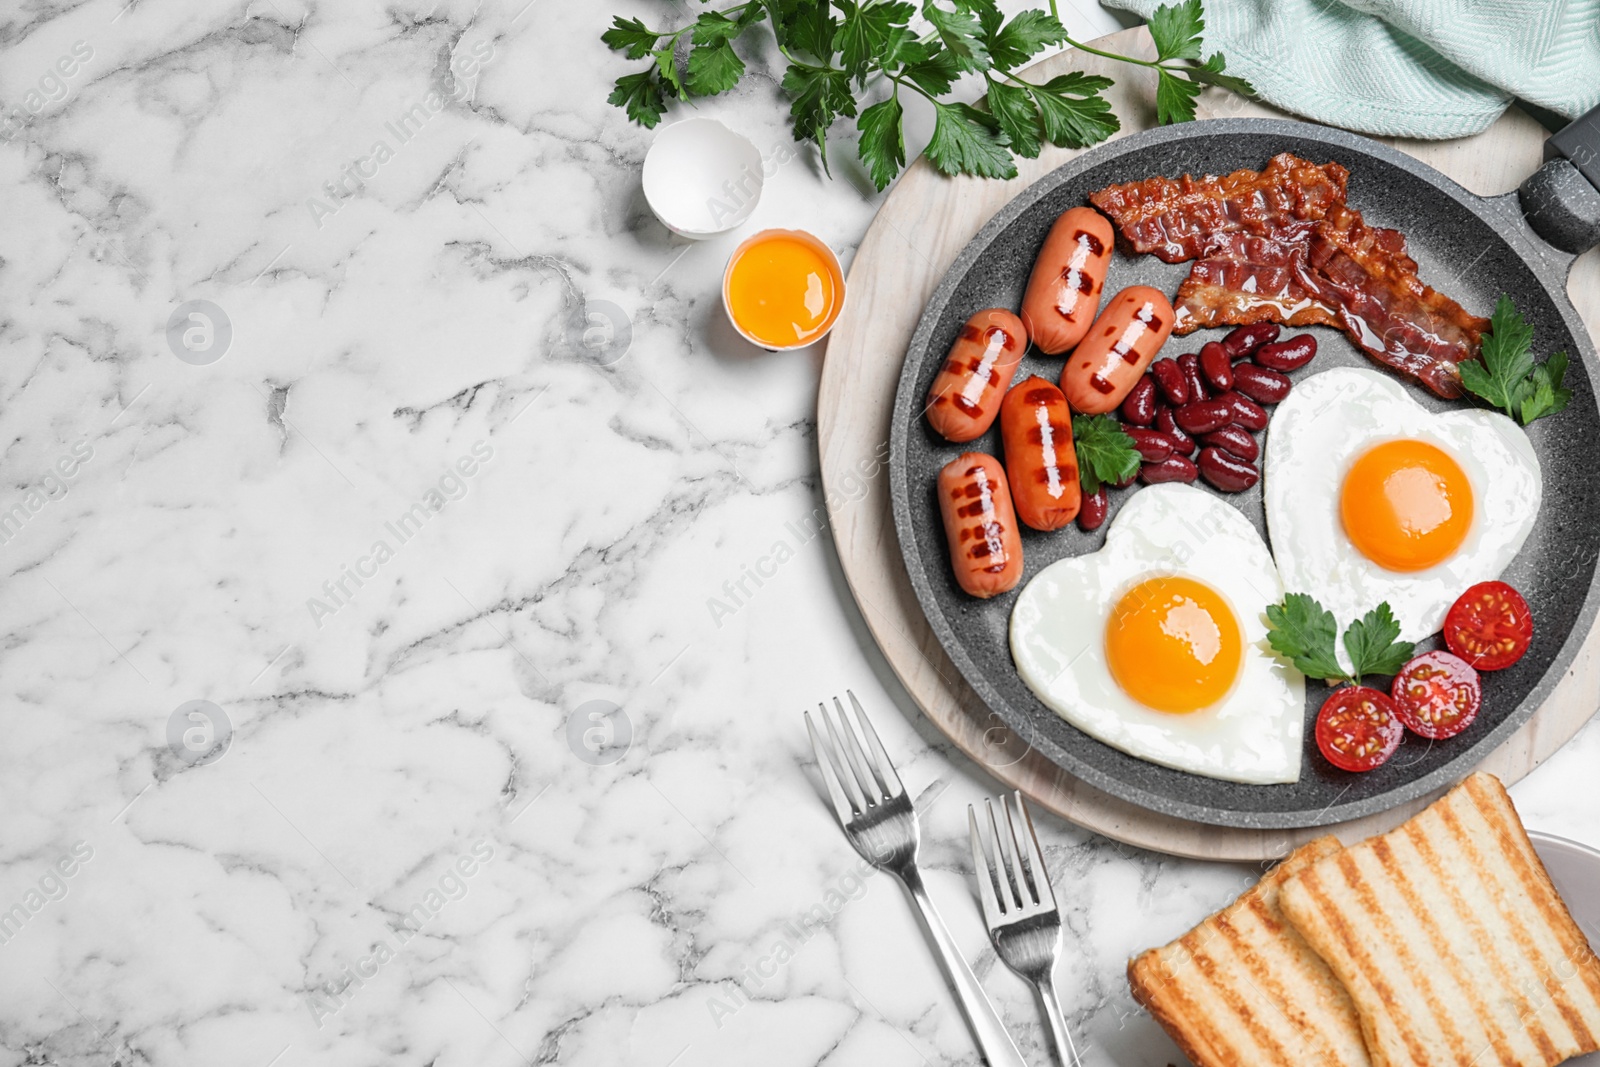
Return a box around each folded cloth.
[1104,0,1600,139]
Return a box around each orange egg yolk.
[726,235,839,347]
[1340,439,1473,572]
[1105,576,1242,714]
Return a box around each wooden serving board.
[818,27,1600,861]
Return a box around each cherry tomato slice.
[1444,581,1533,671]
[1315,686,1404,772]
[1389,650,1481,739]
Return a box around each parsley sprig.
[1459,294,1571,425]
[1072,413,1141,494]
[1265,594,1415,687]
[603,0,1252,191]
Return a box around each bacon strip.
[1088,153,1350,263]
[1297,204,1489,399]
[1090,155,1488,398]
[1171,230,1341,335]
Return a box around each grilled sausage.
[924,308,1027,442]
[1020,207,1115,355]
[1059,286,1175,414]
[1000,378,1080,531]
[937,452,1024,598]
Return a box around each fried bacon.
[1297,204,1490,399]
[1088,153,1350,263]
[1171,230,1341,335]
[1090,155,1489,398]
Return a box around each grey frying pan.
[889,112,1600,829]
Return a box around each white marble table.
[1,2,1596,1065]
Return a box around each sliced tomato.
[1390,650,1481,739]
[1444,581,1532,671]
[1315,686,1404,772]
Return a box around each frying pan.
[889,113,1600,829]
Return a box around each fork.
[970,791,1082,1067]
[806,693,1028,1067]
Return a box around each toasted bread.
[1129,836,1372,1066]
[1278,772,1600,1067]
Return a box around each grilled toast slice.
[1129,836,1372,1066]
[1279,772,1600,1067]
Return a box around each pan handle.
[1519,103,1600,256]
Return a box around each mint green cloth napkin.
[1104,0,1600,138]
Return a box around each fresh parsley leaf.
[1341,602,1414,685]
[1460,294,1569,425]
[1155,68,1203,125]
[1186,52,1255,96]
[607,69,667,127]
[1030,72,1119,148]
[881,26,930,68]
[602,16,660,60]
[1145,2,1252,123]
[781,64,856,173]
[775,1,837,60]
[691,11,742,45]
[901,44,960,95]
[984,79,1042,159]
[1522,348,1571,423]
[1460,295,1535,417]
[924,101,1016,180]
[1147,0,1205,62]
[686,40,745,95]
[1267,594,1414,685]
[1265,594,1347,683]
[986,9,1068,71]
[837,1,914,82]
[970,0,1005,39]
[653,45,686,100]
[1071,414,1140,495]
[923,1,990,74]
[857,94,906,191]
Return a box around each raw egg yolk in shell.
[1105,576,1243,713]
[725,235,839,347]
[1340,439,1473,572]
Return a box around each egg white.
[1010,485,1305,785]
[1263,367,1541,647]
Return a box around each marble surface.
[1,1,1597,1066]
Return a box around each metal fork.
[806,693,1027,1067]
[970,791,1082,1067]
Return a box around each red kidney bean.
[1112,469,1138,489]
[1178,352,1209,403]
[1173,397,1234,435]
[1253,333,1318,371]
[1217,390,1268,431]
[1078,486,1108,531]
[1199,341,1233,393]
[1125,426,1175,463]
[1154,405,1197,456]
[1221,322,1281,358]
[1141,455,1199,485]
[1120,375,1157,426]
[1198,447,1260,492]
[1231,363,1292,404]
[1199,424,1259,463]
[1150,358,1188,406]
